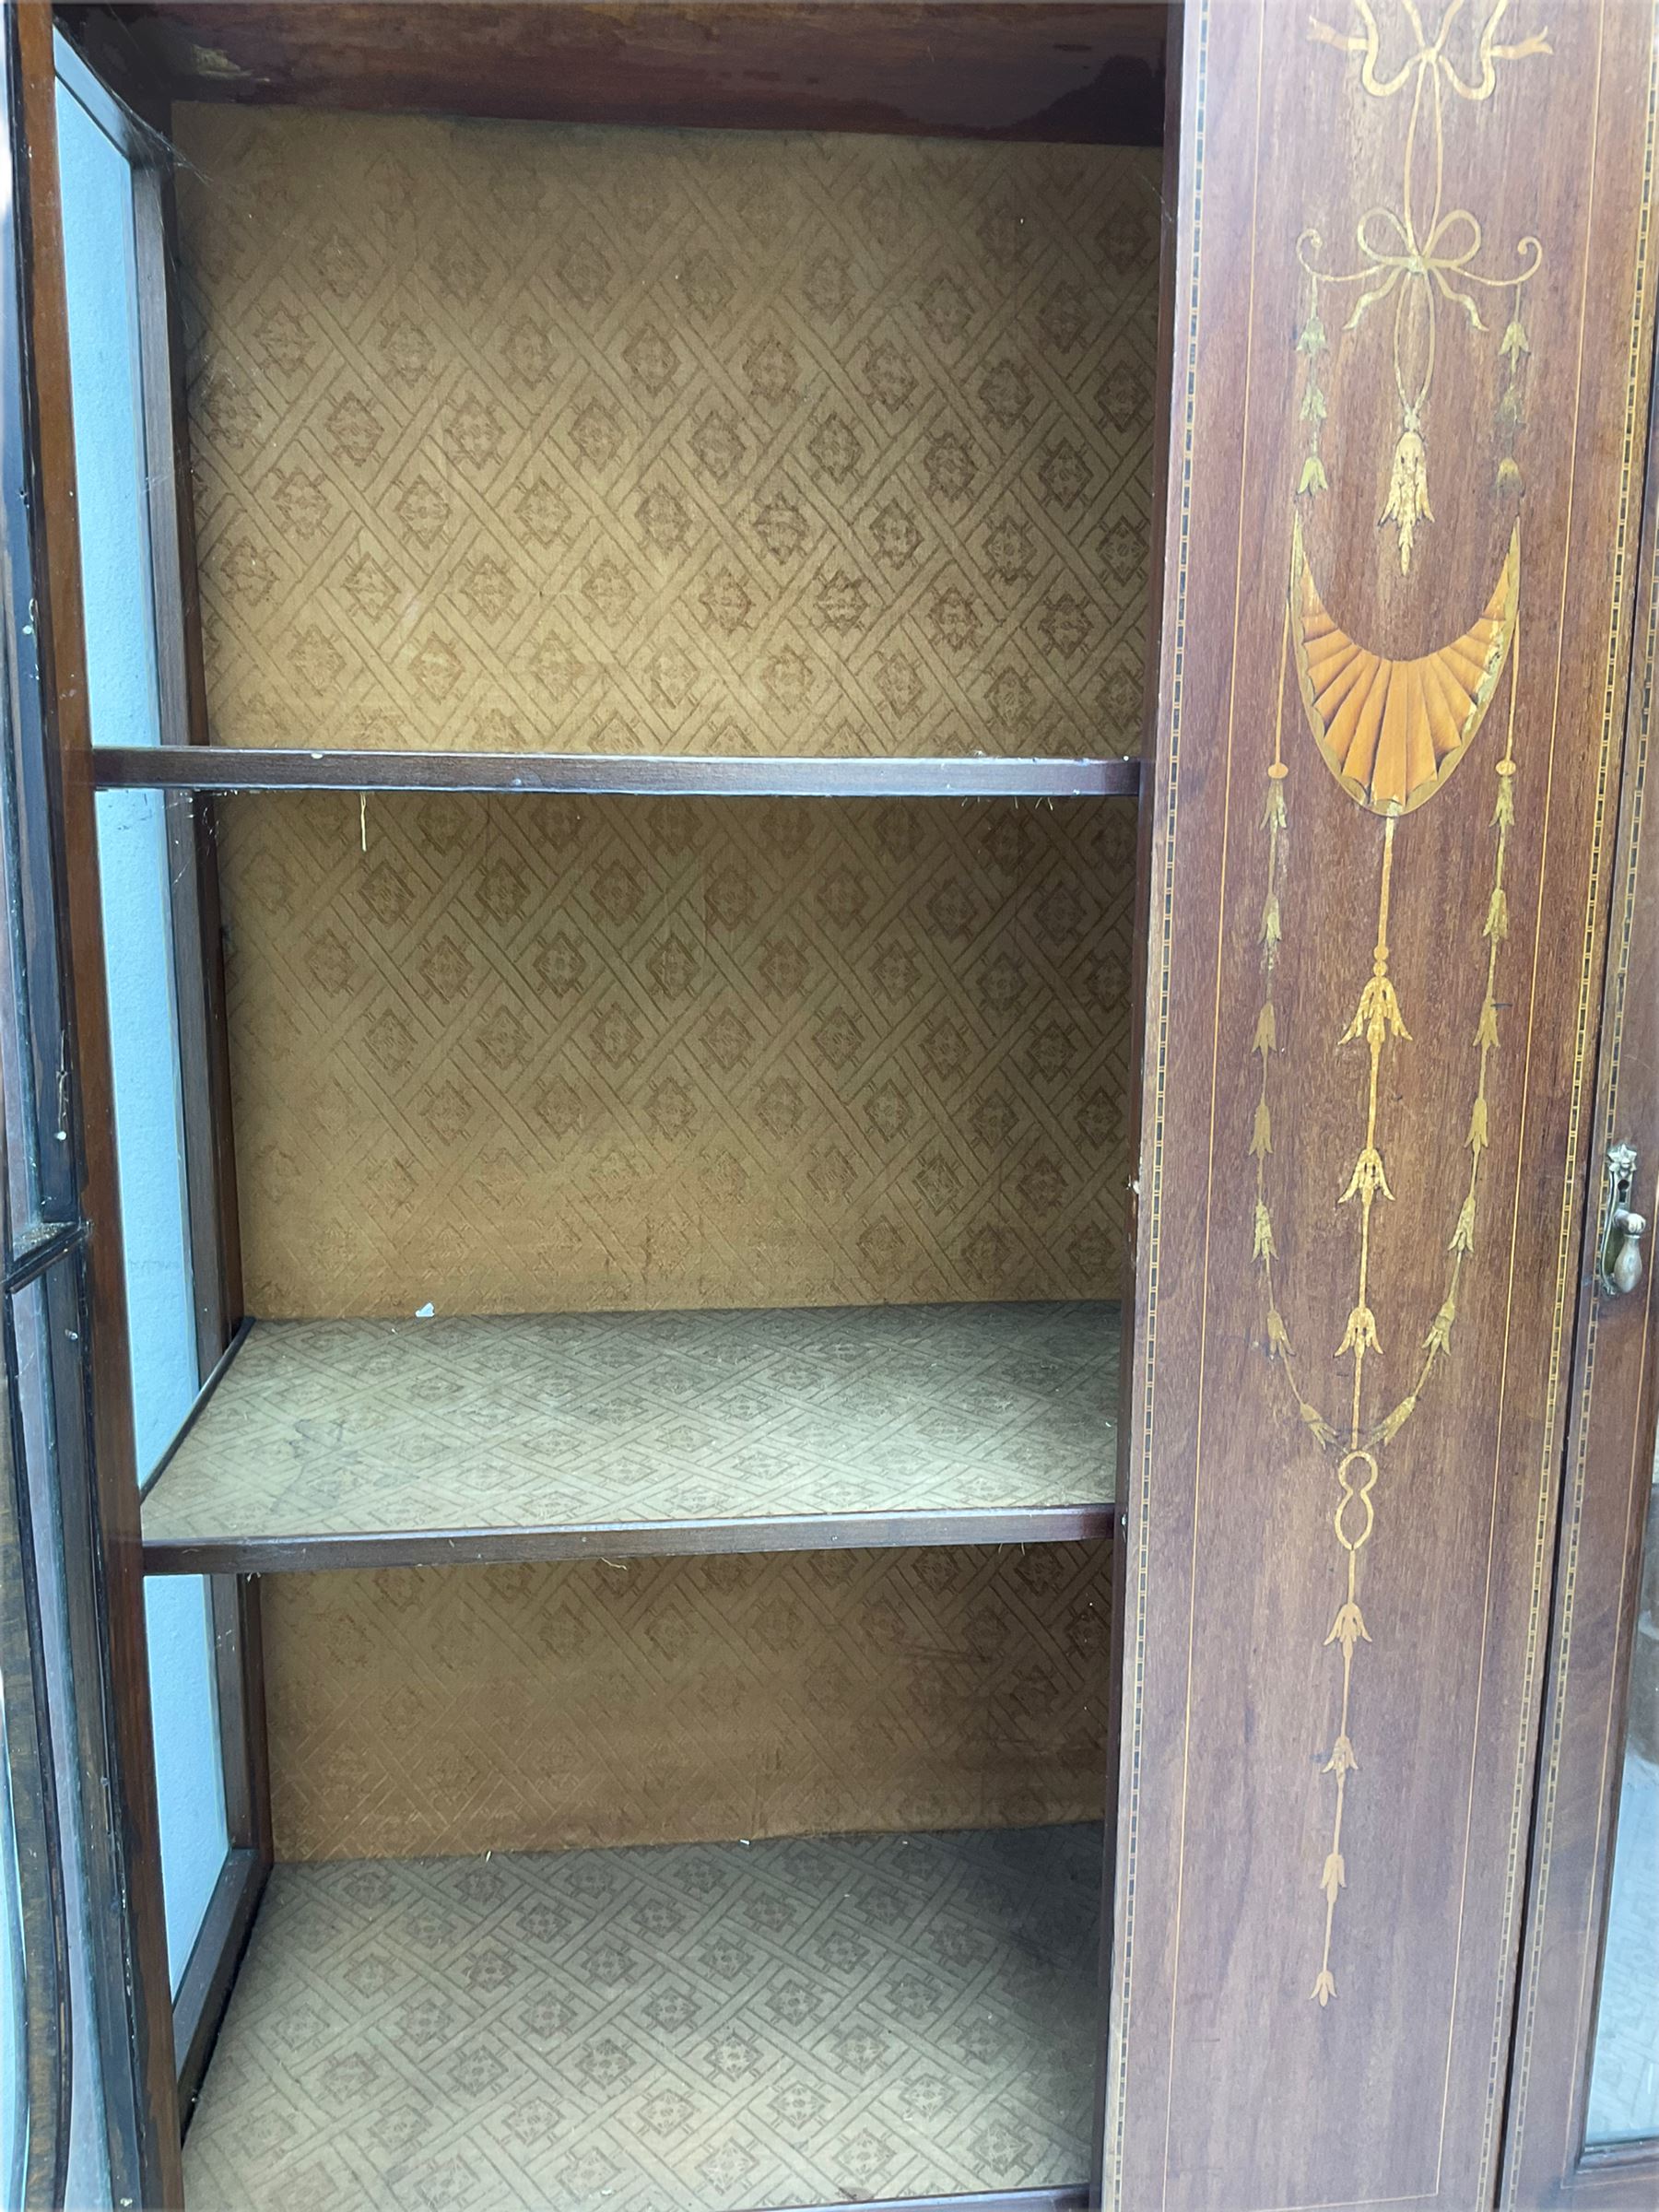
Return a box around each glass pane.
[55,65,229,1993]
[51,78,161,755]
[1587,1447,1659,2145]
[141,1577,227,1991]
[91,790,197,1472]
[0,747,44,1241]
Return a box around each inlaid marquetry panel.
[219,792,1134,1316]
[172,108,1159,761]
[262,1545,1112,1861]
[183,1829,1100,2210]
[1109,5,1659,2209]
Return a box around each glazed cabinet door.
[2,1,184,2200]
[1106,5,1658,2210]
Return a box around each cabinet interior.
[82,6,1174,2204]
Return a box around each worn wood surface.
[209,1570,270,1854]
[87,1,1165,143]
[1097,5,1181,2190]
[1499,339,1659,2211]
[0,1244,71,2212]
[1107,3,1659,2207]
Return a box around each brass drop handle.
[1606,1209,1646,1296]
[1597,1143,1647,1298]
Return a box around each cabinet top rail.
[89,745,1143,803]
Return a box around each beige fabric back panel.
[221,792,1135,1316]
[172,108,1159,759]
[179,108,1139,1861]
[223,793,1129,1861]
[264,1545,1112,1861]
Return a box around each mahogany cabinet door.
[1499,359,1659,2209]
[1106,5,1659,2209]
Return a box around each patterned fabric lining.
[184,1828,1101,2211]
[144,1300,1119,1547]
[260,1545,1113,1863]
[175,112,1159,761]
[215,792,1136,1321]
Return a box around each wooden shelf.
[141,1300,1120,1573]
[90,745,1142,803]
[183,1827,1100,2212]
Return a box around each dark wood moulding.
[91,743,1144,802]
[145,1501,1116,1577]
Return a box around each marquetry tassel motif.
[1252,594,1523,2005]
[1380,414,1432,576]
[1296,276,1332,500]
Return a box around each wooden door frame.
[45,9,271,2131]
[4,0,182,2195]
[1500,359,1659,2212]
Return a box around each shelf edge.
[142,1500,1118,1574]
[90,746,1143,801]
[136,1316,253,1503]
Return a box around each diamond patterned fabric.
[166,106,1136,1912]
[216,792,1135,1318]
[183,1828,1100,2210]
[259,1544,1112,1863]
[143,1300,1117,1548]
[174,111,1159,760]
